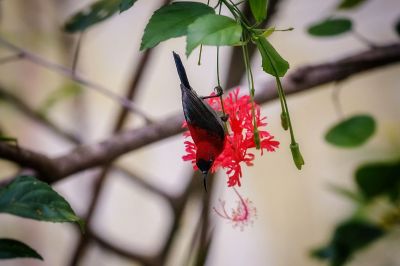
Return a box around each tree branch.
[90,229,157,266]
[0,43,399,183]
[0,36,153,123]
[0,86,82,143]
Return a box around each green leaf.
[39,82,83,116]
[308,18,352,37]
[249,0,268,23]
[186,14,242,56]
[261,26,275,38]
[64,0,120,33]
[256,37,289,77]
[0,239,43,260]
[119,0,138,13]
[325,115,376,147]
[355,161,400,201]
[311,219,384,266]
[0,176,84,231]
[140,2,214,51]
[395,18,400,37]
[337,0,367,9]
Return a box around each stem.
[275,76,295,144]
[352,30,379,49]
[197,0,211,66]
[197,45,203,65]
[72,31,84,76]
[216,2,222,87]
[219,0,241,22]
[216,2,229,133]
[234,0,246,6]
[242,42,261,149]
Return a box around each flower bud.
[290,142,304,170]
[280,112,289,131]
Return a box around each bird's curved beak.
[202,171,209,192]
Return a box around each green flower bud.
[280,112,289,131]
[290,142,305,170]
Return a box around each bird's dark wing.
[181,84,225,140]
[173,51,225,140]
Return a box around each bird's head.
[196,158,213,176]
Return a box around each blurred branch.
[0,43,399,184]
[68,0,171,264]
[0,53,24,64]
[0,85,167,200]
[68,39,156,266]
[194,176,215,266]
[0,35,153,123]
[90,229,157,266]
[115,165,173,201]
[0,86,82,143]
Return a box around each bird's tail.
[172,51,190,89]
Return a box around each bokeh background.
[0,0,399,265]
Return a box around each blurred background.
[0,0,399,265]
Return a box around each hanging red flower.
[182,88,279,187]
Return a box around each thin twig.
[195,175,215,266]
[352,30,379,49]
[0,86,82,143]
[71,31,84,76]
[90,229,157,266]
[156,172,202,265]
[0,53,23,64]
[331,82,344,119]
[114,165,172,201]
[0,35,153,123]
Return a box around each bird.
[172,51,226,191]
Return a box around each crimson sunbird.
[173,52,226,191]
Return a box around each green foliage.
[140,2,214,51]
[312,220,384,266]
[39,82,83,116]
[308,18,353,37]
[64,0,138,32]
[261,27,275,38]
[249,0,268,23]
[256,37,289,77]
[0,239,43,260]
[0,176,84,231]
[337,0,367,9]
[325,115,376,147]
[186,14,242,56]
[120,0,137,13]
[355,161,400,202]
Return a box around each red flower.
[182,88,279,187]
